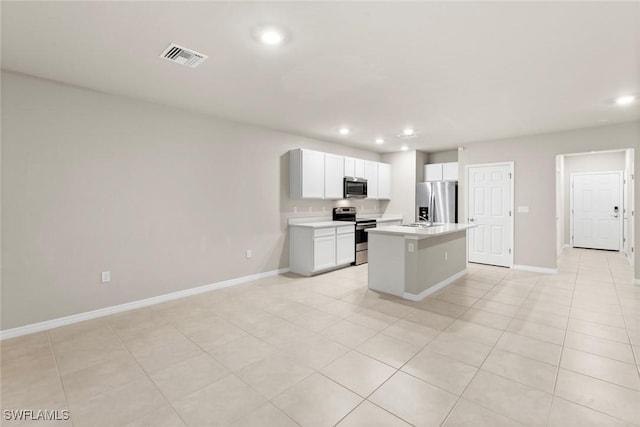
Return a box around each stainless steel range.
[333,207,376,265]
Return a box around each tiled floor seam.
[435,272,535,427]
[103,319,189,427]
[544,252,579,427]
[45,331,75,427]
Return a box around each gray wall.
[458,121,640,275]
[563,151,626,245]
[381,150,418,223]
[427,150,459,164]
[1,72,383,329]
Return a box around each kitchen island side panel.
[367,234,406,297]
[405,231,467,296]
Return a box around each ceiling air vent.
[159,43,208,69]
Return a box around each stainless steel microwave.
[343,177,367,198]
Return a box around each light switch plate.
[101,271,111,283]
[517,206,530,213]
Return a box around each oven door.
[355,222,376,251]
[344,177,368,199]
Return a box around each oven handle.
[356,224,377,230]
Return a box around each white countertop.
[361,214,403,222]
[288,213,402,229]
[367,223,476,239]
[288,220,355,229]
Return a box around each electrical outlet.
[246,250,252,259]
[101,271,111,283]
[408,243,415,253]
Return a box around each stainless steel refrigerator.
[416,181,458,223]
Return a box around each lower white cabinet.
[313,235,337,271]
[336,232,355,265]
[290,225,355,276]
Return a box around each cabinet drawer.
[336,225,355,235]
[314,227,336,238]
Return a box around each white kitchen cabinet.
[355,159,365,178]
[377,162,391,200]
[364,161,379,199]
[292,149,393,200]
[289,224,355,276]
[344,157,355,177]
[442,162,459,181]
[336,232,355,265]
[290,148,324,199]
[425,164,443,182]
[324,153,345,199]
[345,157,365,178]
[425,162,459,182]
[313,235,337,271]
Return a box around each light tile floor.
[2,248,639,426]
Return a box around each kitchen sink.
[402,222,444,228]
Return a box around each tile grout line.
[544,250,579,427]
[439,271,540,427]
[607,254,640,382]
[45,331,75,427]
[103,319,191,427]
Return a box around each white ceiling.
[2,1,639,152]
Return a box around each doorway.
[571,172,623,250]
[556,149,635,263]
[466,162,514,267]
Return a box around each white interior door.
[467,163,513,267]
[572,172,622,251]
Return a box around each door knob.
[469,218,475,222]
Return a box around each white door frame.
[465,161,515,268]
[569,170,624,251]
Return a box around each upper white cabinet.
[291,148,324,199]
[425,162,458,182]
[324,153,345,199]
[425,164,443,182]
[378,163,391,200]
[442,162,459,181]
[344,157,365,178]
[364,161,379,200]
[291,148,392,200]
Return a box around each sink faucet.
[418,216,433,225]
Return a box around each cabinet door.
[425,164,443,182]
[324,154,344,199]
[344,157,356,177]
[377,163,391,199]
[302,149,325,198]
[442,162,459,181]
[313,235,336,271]
[336,233,355,265]
[364,161,379,199]
[354,159,365,178]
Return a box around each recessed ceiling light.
[615,95,636,106]
[252,25,289,46]
[339,127,350,135]
[401,145,408,151]
[375,138,384,144]
[398,128,417,138]
[260,30,284,45]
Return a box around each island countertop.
[366,223,476,239]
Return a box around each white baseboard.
[513,264,558,275]
[403,269,467,302]
[562,244,571,250]
[0,267,290,340]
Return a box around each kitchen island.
[367,224,476,301]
